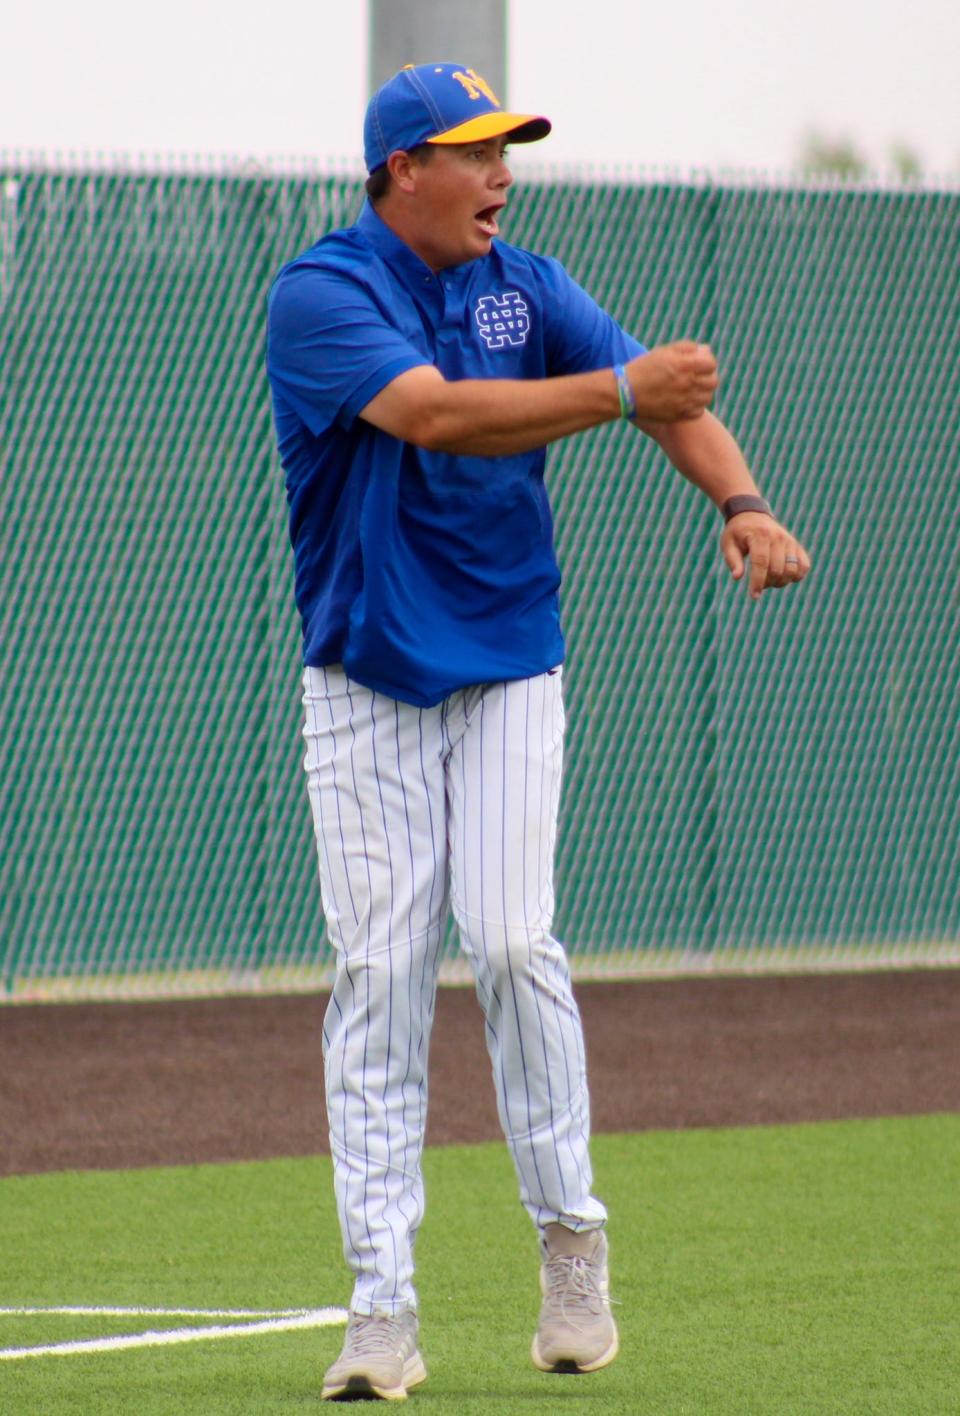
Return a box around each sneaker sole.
[321,1351,427,1401]
[530,1326,619,1375]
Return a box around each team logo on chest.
[474,291,531,350]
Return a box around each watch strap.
[721,494,773,522]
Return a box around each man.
[266,62,810,1402]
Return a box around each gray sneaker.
[531,1224,619,1374]
[321,1309,426,1401]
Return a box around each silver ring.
[785,556,799,565]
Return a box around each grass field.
[2,1116,957,1414]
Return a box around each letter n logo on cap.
[452,69,500,106]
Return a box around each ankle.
[542,1223,603,1258]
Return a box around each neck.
[372,198,448,274]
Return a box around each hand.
[627,342,719,422]
[721,513,812,602]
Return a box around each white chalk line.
[0,1306,348,1361]
[0,1306,319,1319]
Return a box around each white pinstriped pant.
[302,664,606,1316]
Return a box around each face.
[392,137,514,271]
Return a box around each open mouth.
[475,204,504,237]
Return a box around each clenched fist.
[626,341,718,423]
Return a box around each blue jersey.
[266,200,644,708]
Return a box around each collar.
[357,200,439,288]
[356,200,487,286]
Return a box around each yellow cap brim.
[426,112,551,146]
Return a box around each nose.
[492,156,513,191]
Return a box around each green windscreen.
[1,165,957,998]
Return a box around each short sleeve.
[538,257,646,376]
[266,265,430,435]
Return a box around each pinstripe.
[476,693,507,1090]
[498,682,548,1211]
[446,672,604,1231]
[320,666,359,926]
[524,672,579,1220]
[415,710,442,1152]
[305,665,605,1314]
[537,671,583,1201]
[522,675,567,1216]
[306,679,338,940]
[542,672,592,1206]
[552,677,593,1203]
[305,668,455,1313]
[404,704,436,1254]
[529,673,556,1224]
[369,692,403,1304]
[321,669,364,1270]
[306,681,338,1060]
[544,950,582,1206]
[307,666,363,1275]
[395,701,418,1208]
[458,695,470,966]
[342,677,381,1297]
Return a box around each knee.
[459,914,549,985]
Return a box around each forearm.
[361,342,720,456]
[639,410,761,508]
[640,407,812,603]
[364,364,620,457]
[428,368,623,456]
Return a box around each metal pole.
[368,0,508,103]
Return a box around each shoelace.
[543,1253,606,1325]
[345,1315,408,1356]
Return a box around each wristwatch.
[721,494,773,522]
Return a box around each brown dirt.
[2,970,959,1177]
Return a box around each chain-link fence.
[1,161,958,999]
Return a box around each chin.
[438,228,493,269]
[468,231,494,259]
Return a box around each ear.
[386,149,419,195]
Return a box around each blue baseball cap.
[364,62,551,173]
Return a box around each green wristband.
[613,364,637,420]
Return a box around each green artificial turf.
[1,1115,957,1414]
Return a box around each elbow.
[368,408,442,451]
[368,376,476,453]
[360,367,456,451]
[405,401,460,453]
[412,412,447,452]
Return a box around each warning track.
[2,970,959,1178]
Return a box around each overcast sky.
[3,0,958,179]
